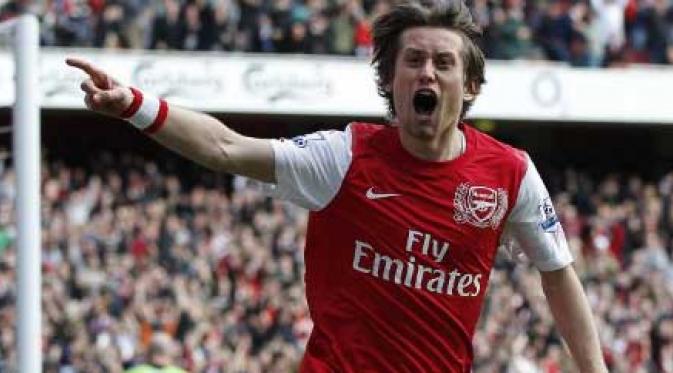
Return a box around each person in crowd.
[125,332,187,373]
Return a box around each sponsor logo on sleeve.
[290,133,326,148]
[291,136,308,148]
[538,196,559,232]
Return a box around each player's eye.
[406,56,422,66]
[435,58,452,70]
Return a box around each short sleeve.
[261,125,353,210]
[500,155,574,271]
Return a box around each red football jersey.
[299,123,527,372]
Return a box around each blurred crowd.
[476,169,673,372]
[2,0,673,66]
[0,153,311,372]
[0,149,670,372]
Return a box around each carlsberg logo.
[352,229,483,297]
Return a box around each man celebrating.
[68,0,607,371]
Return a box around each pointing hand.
[65,58,133,117]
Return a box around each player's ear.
[463,79,479,103]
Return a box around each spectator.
[590,0,629,65]
[178,1,216,51]
[237,0,263,51]
[150,0,183,50]
[630,0,673,64]
[252,13,276,53]
[536,1,574,62]
[125,332,187,373]
[489,0,537,60]
[94,2,130,49]
[328,0,357,55]
[276,20,311,54]
[568,1,602,66]
[49,0,94,47]
[306,12,330,54]
[0,0,38,22]
[211,0,238,51]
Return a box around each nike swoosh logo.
[366,187,401,200]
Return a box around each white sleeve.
[500,155,574,272]
[261,125,353,210]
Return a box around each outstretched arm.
[66,58,275,182]
[540,265,607,373]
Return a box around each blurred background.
[1,0,673,372]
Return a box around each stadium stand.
[1,0,673,65]
[0,144,670,371]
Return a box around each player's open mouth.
[413,89,438,115]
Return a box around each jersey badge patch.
[289,133,326,148]
[453,183,508,229]
[290,135,308,148]
[538,196,559,232]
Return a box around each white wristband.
[120,87,169,134]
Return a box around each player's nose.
[418,59,436,84]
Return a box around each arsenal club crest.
[453,183,508,229]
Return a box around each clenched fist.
[66,58,133,117]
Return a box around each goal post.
[1,14,42,373]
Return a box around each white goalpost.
[0,14,42,373]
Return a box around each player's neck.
[399,123,464,162]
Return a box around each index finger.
[65,58,112,89]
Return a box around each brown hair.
[371,0,486,120]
